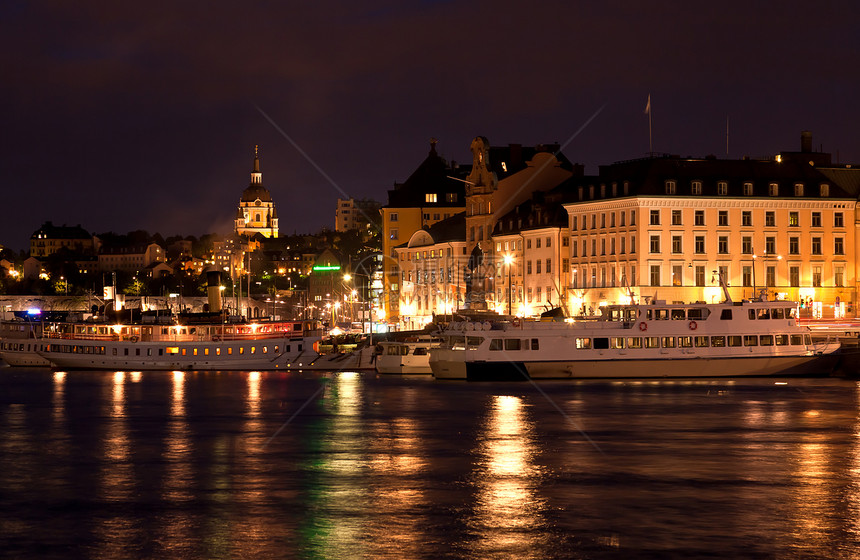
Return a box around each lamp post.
[751,255,757,299]
[504,254,514,316]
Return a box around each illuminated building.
[335,197,381,233]
[30,222,95,257]
[235,145,279,239]
[562,133,858,318]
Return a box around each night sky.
[3,1,858,251]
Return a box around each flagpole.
[645,94,652,154]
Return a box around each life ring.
[638,322,648,332]
[688,320,698,331]
[130,335,139,343]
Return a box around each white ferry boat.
[37,319,324,371]
[430,296,841,381]
[375,336,440,375]
[0,317,53,367]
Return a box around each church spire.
[251,145,262,184]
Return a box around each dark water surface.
[1,367,859,559]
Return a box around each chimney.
[801,131,813,153]
[206,270,223,313]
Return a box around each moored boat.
[375,335,441,374]
[430,297,841,381]
[37,318,324,371]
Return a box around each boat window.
[678,336,693,348]
[125,348,130,356]
[772,309,785,320]
[788,309,797,319]
[760,335,773,346]
[113,348,119,356]
[671,309,686,320]
[662,337,675,348]
[743,335,758,346]
[166,347,179,355]
[655,309,670,320]
[531,339,539,350]
[263,346,268,354]
[401,346,410,356]
[227,347,233,355]
[251,346,256,354]
[775,335,789,346]
[414,347,428,355]
[467,337,483,350]
[720,309,733,320]
[451,336,466,350]
[504,338,521,351]
[610,337,625,349]
[790,335,803,345]
[627,337,642,349]
[193,348,198,356]
[240,347,245,355]
[216,348,221,356]
[694,336,709,347]
[758,309,770,320]
[688,308,708,320]
[593,337,609,349]
[136,348,141,356]
[274,345,279,354]
[711,336,725,347]
[575,338,591,349]
[804,335,811,345]
[727,336,742,347]
[644,337,660,348]
[489,339,503,351]
[748,310,756,320]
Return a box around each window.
[390,228,398,240]
[765,212,775,227]
[718,211,728,226]
[743,182,753,196]
[665,180,676,194]
[672,265,683,286]
[536,260,542,274]
[630,211,636,226]
[620,237,626,254]
[835,237,844,255]
[671,210,682,225]
[769,183,779,196]
[691,181,702,195]
[695,236,705,254]
[812,212,821,228]
[423,213,430,220]
[650,265,660,286]
[562,236,569,247]
[766,266,776,288]
[833,212,844,227]
[620,213,626,227]
[390,213,398,222]
[742,236,752,254]
[742,211,752,227]
[789,237,799,255]
[650,235,661,253]
[425,193,437,203]
[546,259,552,274]
[694,210,704,226]
[789,212,799,227]
[546,237,552,248]
[526,260,532,275]
[742,266,752,287]
[812,266,822,287]
[562,259,569,273]
[835,265,845,287]
[446,193,457,203]
[650,210,660,225]
[790,266,800,287]
[811,237,822,255]
[820,184,829,197]
[672,236,682,253]
[536,238,542,249]
[610,213,616,227]
[718,236,728,254]
[765,236,775,254]
[794,183,804,196]
[695,265,705,286]
[717,181,728,195]
[630,235,636,253]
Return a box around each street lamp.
[503,254,514,316]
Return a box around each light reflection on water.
[2,372,860,558]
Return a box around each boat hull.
[458,353,839,381]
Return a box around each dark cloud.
[1,0,858,250]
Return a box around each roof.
[555,155,855,201]
[386,141,470,208]
[31,221,91,240]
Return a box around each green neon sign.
[313,265,341,271]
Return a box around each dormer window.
[743,182,753,196]
[691,181,702,195]
[425,193,437,203]
[717,181,728,196]
[665,180,676,195]
[769,183,779,196]
[820,184,829,197]
[794,183,804,196]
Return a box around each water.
[1,368,860,559]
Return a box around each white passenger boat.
[37,319,324,371]
[375,336,441,374]
[430,295,841,381]
[0,317,54,367]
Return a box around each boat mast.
[713,270,732,304]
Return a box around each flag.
[644,94,651,115]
